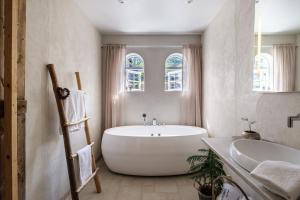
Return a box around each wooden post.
[75,72,101,193]
[0,0,5,197]
[17,0,25,99]
[0,0,4,99]
[3,0,19,199]
[0,0,5,100]
[17,0,26,198]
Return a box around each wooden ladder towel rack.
[47,64,101,200]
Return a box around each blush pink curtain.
[273,44,296,92]
[101,45,126,133]
[180,45,202,126]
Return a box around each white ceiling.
[255,0,300,34]
[73,0,226,34]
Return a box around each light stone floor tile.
[142,192,168,200]
[178,184,198,200]
[166,193,182,200]
[142,185,155,193]
[116,185,142,200]
[154,179,178,193]
[77,160,198,200]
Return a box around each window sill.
[126,91,145,93]
[164,90,182,93]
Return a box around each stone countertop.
[201,137,284,200]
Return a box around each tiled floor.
[78,161,198,200]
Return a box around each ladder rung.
[70,142,95,159]
[64,117,90,127]
[76,167,99,193]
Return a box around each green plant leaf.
[186,149,226,195]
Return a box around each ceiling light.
[118,0,124,4]
[187,0,193,4]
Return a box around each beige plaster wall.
[202,0,259,138]
[102,35,201,125]
[257,93,300,149]
[124,46,183,125]
[202,0,300,149]
[26,0,102,199]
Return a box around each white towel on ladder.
[77,145,93,186]
[63,89,87,132]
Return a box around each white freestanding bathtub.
[101,125,208,176]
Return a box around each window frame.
[164,52,183,92]
[253,52,274,92]
[125,53,145,92]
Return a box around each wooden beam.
[3,0,19,199]
[17,0,26,199]
[0,0,5,197]
[17,0,25,99]
[17,99,26,200]
[0,0,4,99]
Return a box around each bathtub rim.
[103,125,208,138]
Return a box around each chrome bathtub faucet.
[142,113,147,126]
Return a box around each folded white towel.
[63,89,86,132]
[77,145,93,186]
[250,160,300,200]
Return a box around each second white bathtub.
[101,125,208,176]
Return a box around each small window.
[125,53,145,92]
[253,53,273,91]
[165,53,183,91]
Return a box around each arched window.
[125,53,145,92]
[165,53,183,91]
[253,53,273,91]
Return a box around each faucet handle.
[288,113,300,128]
[152,118,157,126]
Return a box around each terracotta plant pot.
[194,184,212,200]
[198,190,212,200]
[241,130,261,140]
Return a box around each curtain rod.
[254,45,299,48]
[101,44,184,48]
[127,45,183,48]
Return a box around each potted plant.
[187,149,226,200]
[241,118,260,140]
